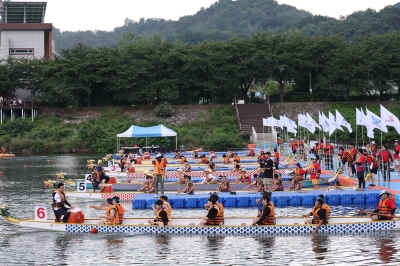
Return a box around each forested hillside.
[53,0,400,51]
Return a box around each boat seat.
[241,223,246,226]
[189,223,195,226]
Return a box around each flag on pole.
[299,113,315,134]
[366,108,388,133]
[380,104,400,134]
[329,111,343,136]
[307,113,321,130]
[356,108,366,126]
[336,110,353,133]
[284,116,297,134]
[321,112,330,133]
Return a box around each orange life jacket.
[116,204,124,224]
[378,198,395,219]
[200,157,209,164]
[106,206,119,225]
[207,205,223,225]
[261,202,275,225]
[163,201,172,222]
[234,155,241,163]
[312,204,329,224]
[215,202,224,224]
[153,158,167,175]
[224,157,230,164]
[294,168,304,181]
[54,191,66,208]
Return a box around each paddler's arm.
[90,205,107,210]
[253,206,270,226]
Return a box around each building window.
[9,48,34,55]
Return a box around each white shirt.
[53,193,62,210]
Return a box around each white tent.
[116,125,177,151]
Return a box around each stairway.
[236,103,272,135]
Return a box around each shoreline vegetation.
[1,102,399,155]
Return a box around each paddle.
[359,209,400,219]
[302,214,313,233]
[90,207,101,217]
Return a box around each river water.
[0,155,399,265]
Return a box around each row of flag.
[262,105,400,139]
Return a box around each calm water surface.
[0,155,399,265]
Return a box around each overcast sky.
[19,0,400,32]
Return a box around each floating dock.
[131,189,381,209]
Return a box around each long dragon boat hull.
[1,214,399,234]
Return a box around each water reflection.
[311,234,328,261]
[254,235,275,260]
[206,235,225,250]
[104,235,125,261]
[155,234,172,261]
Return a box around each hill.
[52,0,400,52]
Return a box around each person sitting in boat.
[207,160,216,172]
[112,196,124,225]
[369,190,397,221]
[252,177,264,192]
[243,174,259,190]
[177,169,186,184]
[248,148,255,156]
[199,197,222,226]
[178,175,194,194]
[232,161,242,173]
[97,160,110,183]
[222,154,230,164]
[318,195,331,221]
[125,161,135,173]
[96,198,119,225]
[179,155,186,164]
[90,171,106,193]
[233,153,241,163]
[53,183,74,222]
[129,153,137,164]
[193,150,199,159]
[209,150,217,160]
[173,150,181,159]
[217,176,231,192]
[227,149,234,158]
[292,163,306,181]
[205,194,225,224]
[200,154,209,164]
[252,194,275,225]
[148,200,169,226]
[183,160,191,172]
[258,151,266,161]
[271,174,284,191]
[119,154,127,172]
[201,169,218,184]
[1,146,6,154]
[160,195,172,222]
[234,169,250,183]
[302,198,327,234]
[138,176,155,193]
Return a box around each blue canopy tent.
[116,125,177,151]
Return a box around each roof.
[117,125,177,138]
[2,2,47,23]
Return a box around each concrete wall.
[0,30,45,60]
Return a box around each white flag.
[302,113,316,134]
[298,113,307,128]
[284,116,297,134]
[367,126,374,139]
[356,108,366,126]
[366,108,388,133]
[318,112,323,127]
[380,104,400,134]
[329,111,343,136]
[307,113,321,130]
[321,112,330,133]
[336,110,353,133]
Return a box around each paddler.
[198,197,221,226]
[93,198,119,225]
[302,198,328,234]
[1,146,6,154]
[205,194,225,224]
[252,194,275,225]
[112,196,125,224]
[53,183,74,222]
[201,168,217,184]
[148,200,169,226]
[369,190,397,221]
[160,195,172,222]
[178,175,194,194]
[97,160,110,183]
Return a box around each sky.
[17,0,400,32]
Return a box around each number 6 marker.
[35,206,48,221]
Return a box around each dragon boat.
[1,204,399,234]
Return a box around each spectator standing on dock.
[371,141,377,157]
[324,141,334,170]
[18,99,22,108]
[153,154,167,197]
[393,140,400,176]
[377,145,393,181]
[308,157,321,190]
[263,152,274,191]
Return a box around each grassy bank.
[0,105,246,155]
